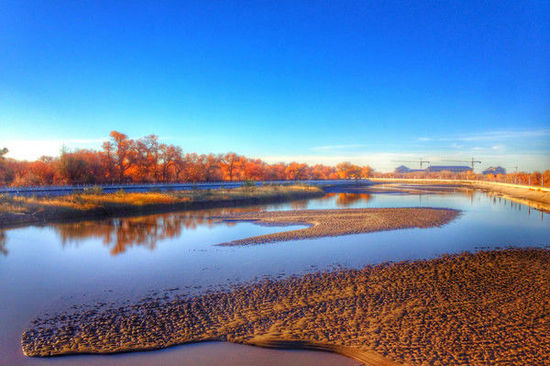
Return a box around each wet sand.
[212,208,460,245]
[22,248,550,365]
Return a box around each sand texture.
[212,208,459,245]
[22,249,550,365]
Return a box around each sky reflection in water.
[0,189,548,365]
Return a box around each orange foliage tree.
[336,162,362,179]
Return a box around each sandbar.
[21,248,550,365]
[213,207,459,245]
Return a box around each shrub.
[83,186,104,195]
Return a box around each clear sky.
[1,1,549,172]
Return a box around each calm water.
[1,188,549,365]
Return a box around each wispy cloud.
[417,129,550,143]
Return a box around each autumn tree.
[336,162,362,179]
[267,163,287,180]
[243,158,266,180]
[104,131,135,182]
[180,153,203,182]
[285,162,308,180]
[10,157,56,186]
[310,164,337,180]
[361,165,372,178]
[203,154,222,182]
[0,148,8,185]
[159,144,182,182]
[57,149,90,184]
[542,170,550,187]
[219,152,239,181]
[133,135,161,182]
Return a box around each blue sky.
[1,1,549,171]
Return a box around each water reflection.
[0,230,7,256]
[2,189,549,366]
[328,192,372,206]
[1,190,543,258]
[53,207,264,256]
[52,194,373,256]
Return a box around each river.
[1,185,548,365]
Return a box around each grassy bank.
[0,185,324,229]
[22,248,550,365]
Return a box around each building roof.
[482,166,506,175]
[426,165,472,172]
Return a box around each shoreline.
[213,208,459,245]
[0,186,324,230]
[2,181,548,229]
[22,248,550,365]
[369,178,550,211]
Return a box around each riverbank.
[470,181,550,212]
[0,185,324,229]
[22,248,550,365]
[369,178,550,212]
[213,208,459,245]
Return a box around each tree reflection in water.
[0,230,7,256]
[52,207,265,256]
[323,193,372,206]
[52,193,376,255]
[48,194,372,256]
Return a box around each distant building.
[394,165,425,173]
[395,165,411,173]
[426,165,472,173]
[482,166,506,175]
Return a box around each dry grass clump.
[213,207,459,245]
[0,191,182,212]
[22,249,550,365]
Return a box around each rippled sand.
[213,207,459,245]
[22,249,550,365]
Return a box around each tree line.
[0,131,372,186]
[1,131,547,187]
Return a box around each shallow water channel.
[1,186,549,365]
